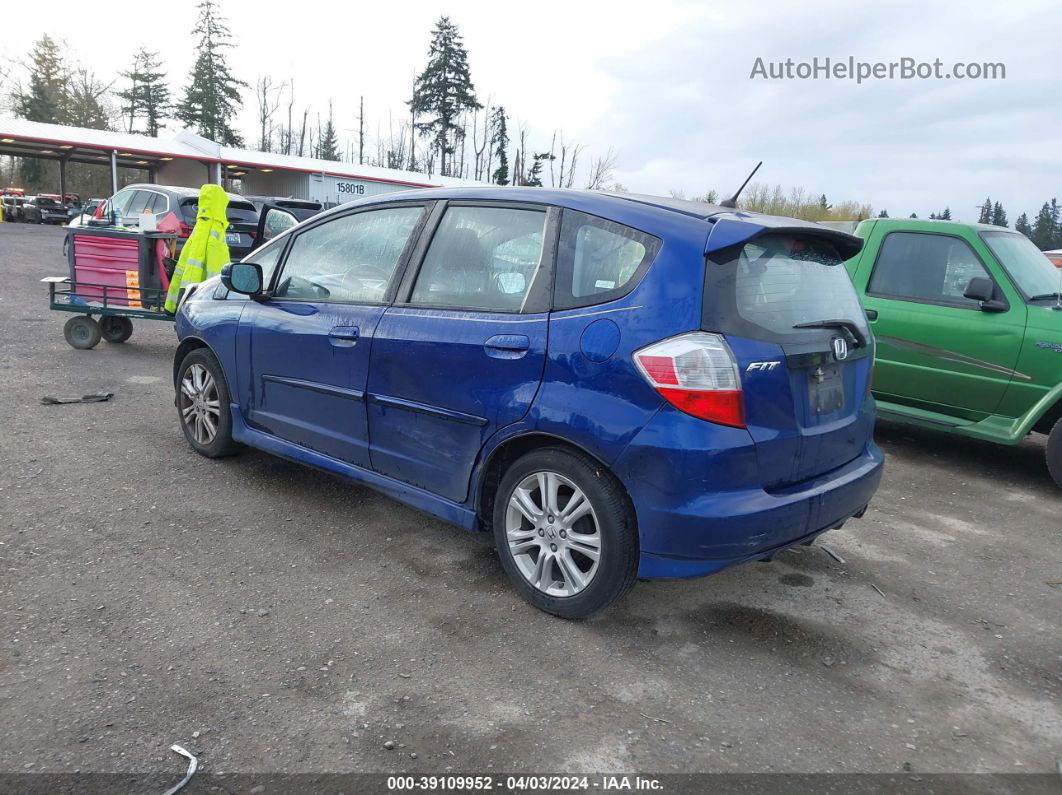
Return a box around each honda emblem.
[832,337,849,361]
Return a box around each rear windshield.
[704,234,868,344]
[180,198,259,224]
[37,197,60,207]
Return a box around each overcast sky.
[3,0,1061,220]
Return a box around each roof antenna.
[719,161,762,209]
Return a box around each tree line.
[2,2,1059,248]
[2,4,620,196]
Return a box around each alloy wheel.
[180,363,221,446]
[504,471,601,597]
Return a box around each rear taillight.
[178,221,193,238]
[634,332,745,428]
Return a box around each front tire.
[176,349,241,458]
[1047,418,1062,488]
[492,447,638,619]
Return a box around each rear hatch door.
[704,224,873,489]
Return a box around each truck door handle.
[328,326,360,344]
[865,309,878,321]
[485,334,530,358]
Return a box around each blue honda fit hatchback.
[173,187,883,617]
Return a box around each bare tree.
[585,147,617,190]
[255,75,284,153]
[357,95,366,165]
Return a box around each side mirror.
[963,276,994,303]
[963,276,1007,312]
[221,261,263,296]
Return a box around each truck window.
[868,232,990,307]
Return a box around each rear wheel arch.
[1031,396,1062,436]
[475,432,634,531]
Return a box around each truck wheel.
[100,316,133,344]
[1047,418,1062,488]
[63,316,101,350]
[492,447,639,619]
[176,348,241,458]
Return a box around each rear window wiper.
[793,319,867,349]
[1027,292,1062,301]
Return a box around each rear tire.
[100,316,133,344]
[492,447,638,619]
[176,348,241,458]
[63,316,101,349]
[1047,418,1062,488]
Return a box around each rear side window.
[554,210,660,310]
[410,205,547,312]
[868,231,989,307]
[705,234,867,344]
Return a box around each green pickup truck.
[843,218,1062,486]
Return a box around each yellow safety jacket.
[164,184,231,313]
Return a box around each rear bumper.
[612,411,884,579]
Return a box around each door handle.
[865,309,878,321]
[484,334,530,359]
[328,326,360,344]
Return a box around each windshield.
[981,231,1062,298]
[705,234,869,345]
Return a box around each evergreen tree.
[524,154,547,187]
[13,35,68,186]
[175,0,248,146]
[315,103,341,161]
[940,207,952,220]
[1030,201,1057,250]
[1015,212,1032,237]
[991,201,1007,228]
[14,35,67,123]
[977,197,992,225]
[877,209,889,218]
[490,106,509,185]
[909,213,918,219]
[409,16,481,177]
[118,48,170,136]
[929,212,938,220]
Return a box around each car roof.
[121,183,252,204]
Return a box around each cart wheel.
[100,316,133,344]
[63,316,102,350]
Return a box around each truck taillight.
[178,221,194,238]
[634,332,745,428]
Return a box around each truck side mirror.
[963,276,994,302]
[963,276,1006,312]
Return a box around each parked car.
[844,217,1062,485]
[1042,249,1062,268]
[2,196,25,222]
[23,194,71,224]
[172,188,883,617]
[95,184,260,259]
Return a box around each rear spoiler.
[704,215,864,260]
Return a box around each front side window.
[410,205,547,311]
[555,210,660,309]
[244,240,285,287]
[868,232,990,307]
[273,206,423,303]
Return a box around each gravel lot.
[1,222,1059,782]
